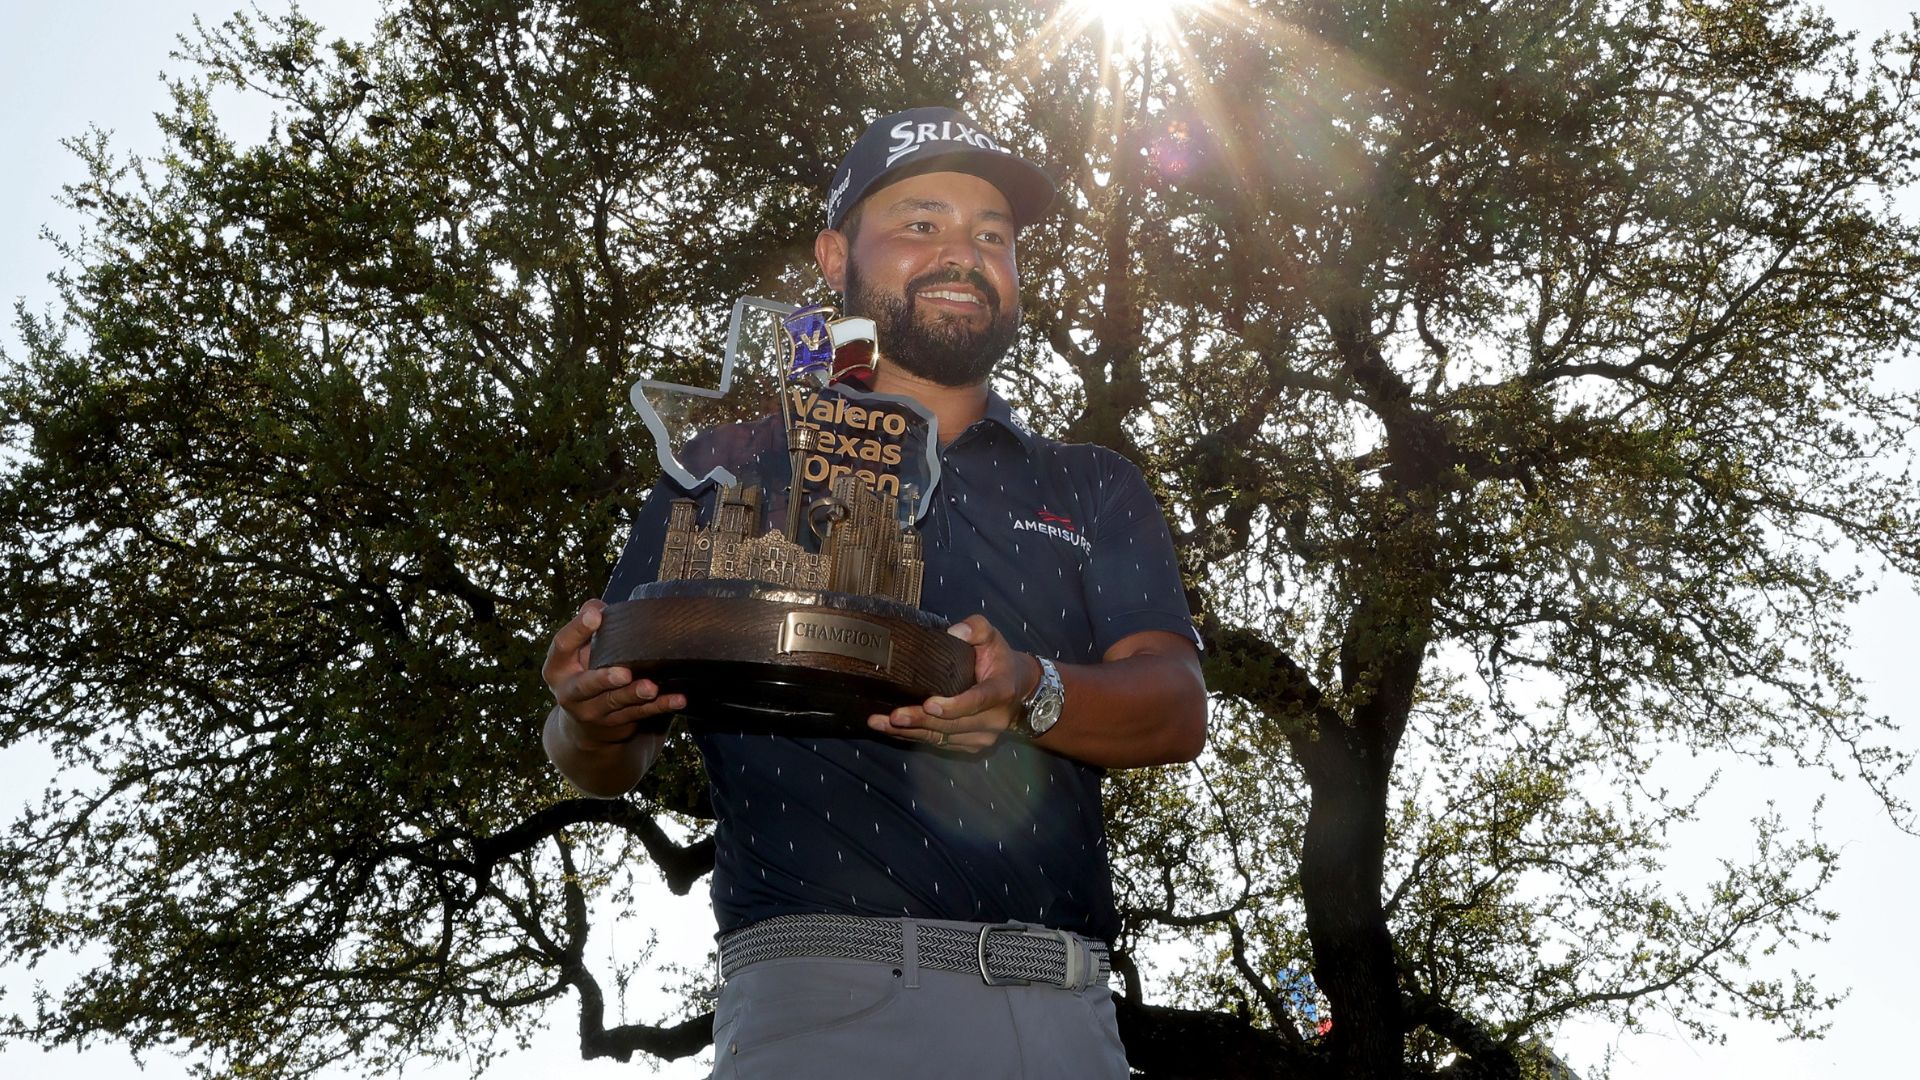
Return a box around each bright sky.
[1,3,1914,1079]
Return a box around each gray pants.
[709,954,1130,1078]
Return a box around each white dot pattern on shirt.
[677,421,1196,938]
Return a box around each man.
[543,106,1206,1078]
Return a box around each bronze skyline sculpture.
[589,298,968,728]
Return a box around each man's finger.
[601,694,686,728]
[947,613,1000,649]
[865,713,928,740]
[886,704,932,729]
[944,731,995,754]
[572,686,684,741]
[545,599,606,665]
[868,711,946,745]
[598,675,668,711]
[923,675,1015,721]
[555,664,634,709]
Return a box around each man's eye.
[906,221,936,233]
[978,230,1007,245]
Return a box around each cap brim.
[848,147,1057,229]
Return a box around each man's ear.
[815,228,850,295]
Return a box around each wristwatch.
[1012,655,1064,738]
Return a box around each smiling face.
[815,170,1022,388]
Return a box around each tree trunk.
[1298,724,1402,1079]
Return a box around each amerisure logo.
[1013,508,1092,555]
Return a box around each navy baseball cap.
[825,107,1057,231]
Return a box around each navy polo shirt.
[602,393,1198,943]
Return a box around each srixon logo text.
[885,119,1006,166]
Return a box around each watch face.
[1026,658,1064,736]
[1029,695,1062,735]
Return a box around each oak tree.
[4,2,1916,1078]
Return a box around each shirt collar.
[968,390,1037,454]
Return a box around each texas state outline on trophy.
[590,296,973,729]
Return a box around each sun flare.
[1016,0,1269,195]
[1060,0,1192,51]
[1075,0,1181,41]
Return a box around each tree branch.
[1115,996,1318,1079]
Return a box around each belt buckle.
[976,921,1089,990]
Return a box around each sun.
[1030,1,1237,65]
[1066,0,1186,48]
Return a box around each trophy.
[590,297,974,728]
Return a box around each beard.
[843,259,1020,388]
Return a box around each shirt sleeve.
[1082,448,1201,656]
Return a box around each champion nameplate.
[779,612,893,670]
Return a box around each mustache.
[905,268,1000,313]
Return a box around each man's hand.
[866,619,1206,768]
[545,599,686,740]
[867,614,1035,753]
[542,599,680,795]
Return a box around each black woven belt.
[719,913,1111,991]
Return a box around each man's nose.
[937,232,986,269]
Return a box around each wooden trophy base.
[591,579,974,731]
